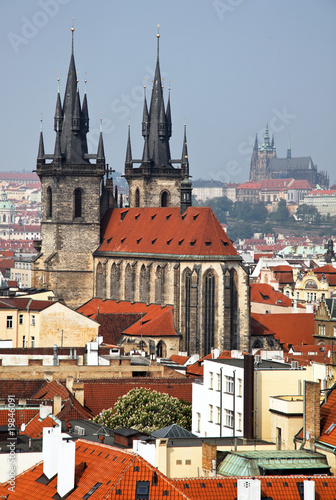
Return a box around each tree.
[295,204,319,222]
[250,202,268,223]
[227,221,254,241]
[269,199,290,223]
[92,388,192,434]
[206,196,233,223]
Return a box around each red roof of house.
[0,408,39,427]
[307,190,336,196]
[272,265,294,284]
[0,439,190,500]
[78,299,178,338]
[236,181,261,190]
[286,179,314,190]
[170,355,190,365]
[172,476,336,500]
[98,207,237,257]
[251,312,315,346]
[319,387,336,447]
[20,413,59,439]
[0,298,54,311]
[260,178,293,189]
[82,378,193,416]
[250,283,293,307]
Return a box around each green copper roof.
[217,450,330,477]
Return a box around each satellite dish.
[306,430,310,441]
[21,423,26,432]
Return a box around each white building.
[192,357,252,438]
[192,179,226,203]
[303,189,336,216]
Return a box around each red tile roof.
[236,181,261,190]
[251,312,315,346]
[251,283,293,307]
[0,408,39,427]
[20,413,59,438]
[170,355,190,365]
[82,378,192,416]
[0,298,54,311]
[98,207,237,257]
[172,476,336,500]
[260,178,293,189]
[0,439,190,499]
[78,299,178,338]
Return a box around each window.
[196,412,201,433]
[47,186,52,218]
[74,188,82,218]
[135,188,140,208]
[203,271,215,355]
[237,378,242,397]
[209,404,213,422]
[209,372,213,390]
[185,459,191,465]
[6,316,13,329]
[334,327,336,337]
[184,270,191,353]
[319,325,326,336]
[225,375,234,394]
[176,460,182,465]
[237,412,242,431]
[23,336,26,348]
[19,314,23,325]
[216,373,221,391]
[225,409,234,428]
[31,315,35,327]
[161,191,169,207]
[216,406,221,425]
[31,336,35,348]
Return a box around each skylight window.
[221,240,228,246]
[178,239,184,245]
[152,238,157,245]
[326,422,336,434]
[83,482,102,499]
[205,241,211,246]
[167,238,172,245]
[121,237,126,243]
[166,214,172,220]
[193,214,199,220]
[151,214,157,220]
[190,240,196,246]
[135,214,140,220]
[137,238,142,244]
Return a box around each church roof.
[98,207,238,258]
[267,157,314,171]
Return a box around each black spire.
[37,119,45,163]
[142,86,149,137]
[57,26,89,164]
[54,122,62,159]
[166,86,172,139]
[142,131,151,166]
[181,123,189,177]
[97,119,105,161]
[81,79,89,134]
[144,26,171,168]
[253,133,258,151]
[180,124,192,214]
[54,78,63,133]
[125,123,132,167]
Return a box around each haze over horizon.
[1,0,335,185]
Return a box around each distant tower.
[249,125,276,181]
[124,28,191,209]
[287,135,291,159]
[32,26,113,308]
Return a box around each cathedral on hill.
[32,28,250,356]
[250,126,329,188]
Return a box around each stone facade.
[93,253,250,356]
[126,171,183,209]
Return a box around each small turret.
[125,123,132,168]
[54,78,63,133]
[72,83,81,134]
[141,86,149,138]
[287,134,291,159]
[37,119,45,163]
[180,125,192,214]
[166,85,172,139]
[97,119,105,162]
[81,79,89,134]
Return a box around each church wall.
[128,176,182,208]
[94,256,250,356]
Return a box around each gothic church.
[32,29,250,356]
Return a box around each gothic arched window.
[125,264,134,302]
[110,263,120,300]
[3,215,6,223]
[96,262,104,298]
[135,188,140,208]
[203,271,215,356]
[139,265,148,303]
[184,270,191,353]
[160,191,169,207]
[74,188,82,218]
[155,265,165,304]
[47,186,52,219]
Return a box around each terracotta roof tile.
[170,355,190,365]
[82,379,192,416]
[251,283,293,307]
[98,207,237,257]
[251,312,315,346]
[20,413,60,438]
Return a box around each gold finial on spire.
[57,70,60,93]
[143,78,146,89]
[169,80,171,91]
[157,24,160,38]
[162,77,164,89]
[40,113,43,132]
[100,114,103,132]
[71,17,75,32]
[71,17,75,54]
[84,72,87,93]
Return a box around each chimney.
[66,376,74,394]
[39,404,52,419]
[202,442,217,477]
[57,438,75,498]
[53,394,62,416]
[43,426,61,479]
[303,381,321,450]
[304,479,315,500]
[237,479,261,500]
[73,381,84,406]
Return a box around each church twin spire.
[37,26,104,166]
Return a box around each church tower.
[32,27,113,308]
[249,125,276,181]
[124,28,192,209]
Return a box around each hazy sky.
[1,0,335,184]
